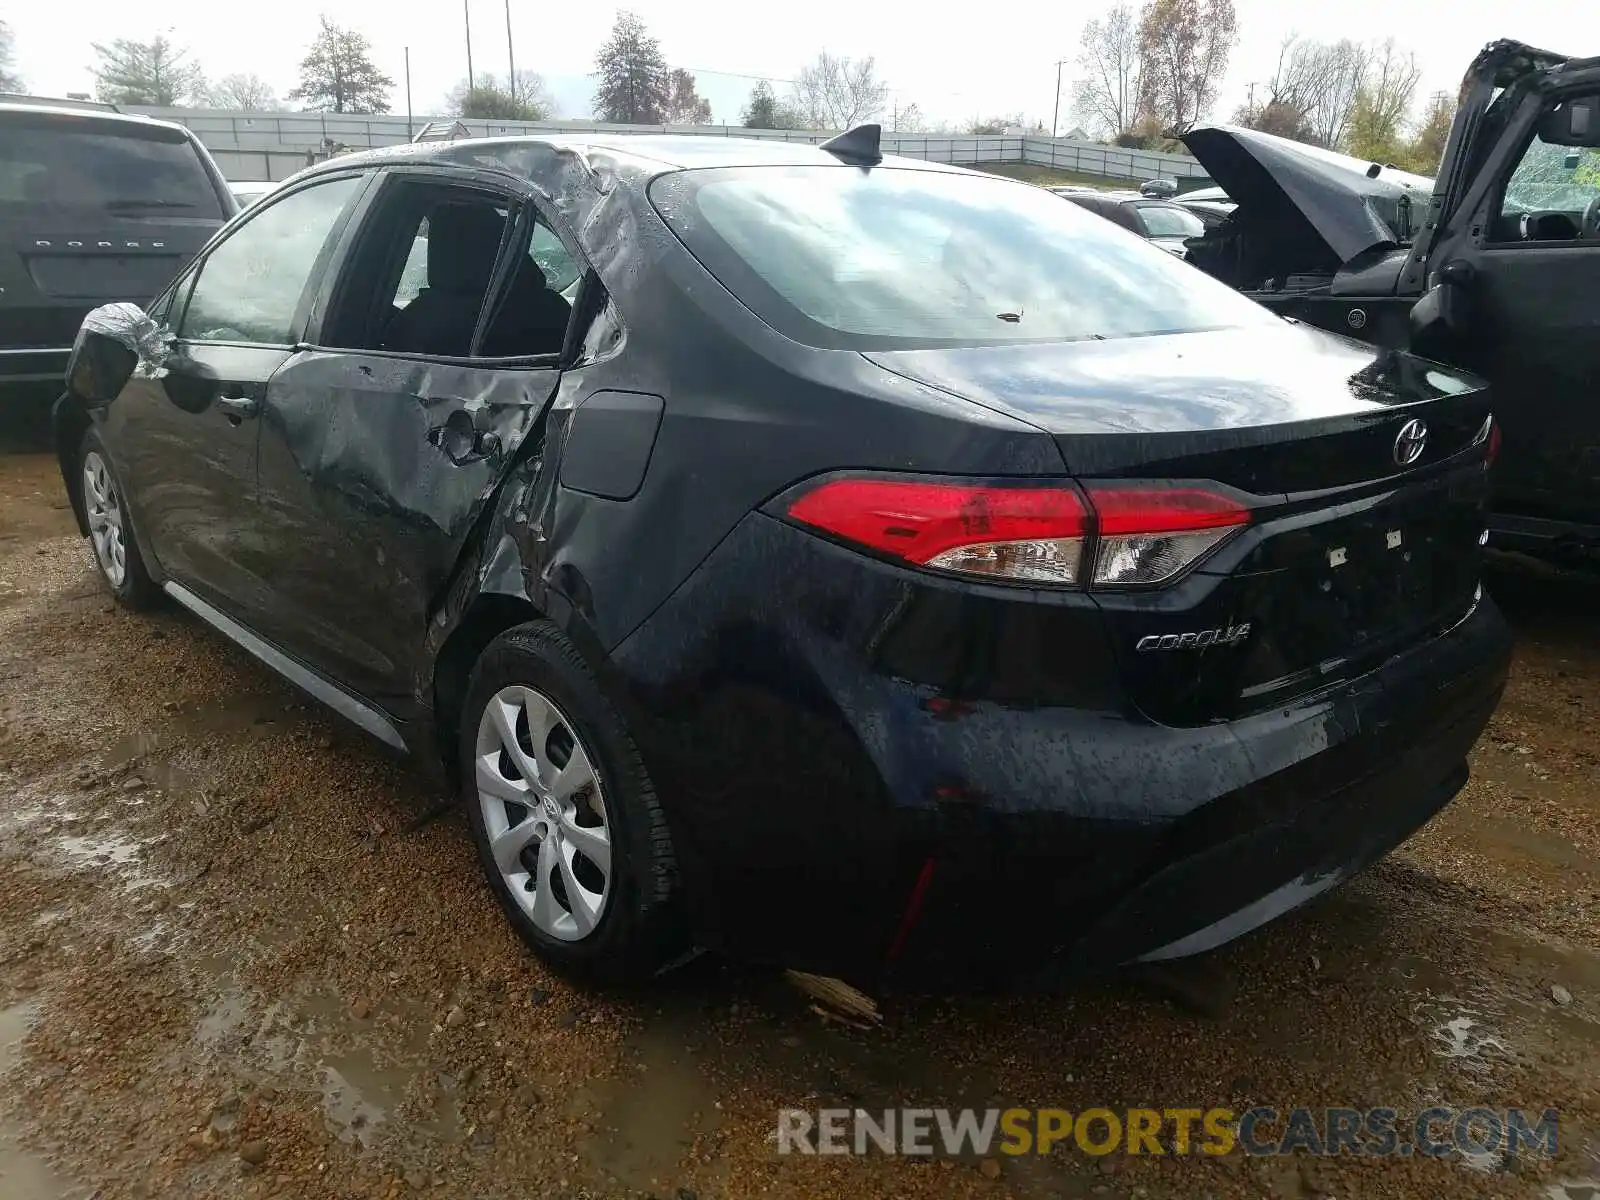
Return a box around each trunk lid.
[865,325,1494,724]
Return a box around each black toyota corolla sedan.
[53,128,1510,989]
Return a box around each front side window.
[182,176,362,344]
[651,166,1277,350]
[1500,131,1600,225]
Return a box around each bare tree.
[1345,39,1420,164]
[202,72,280,111]
[1302,39,1372,150]
[888,100,927,133]
[1071,5,1142,141]
[1136,0,1237,137]
[0,20,23,93]
[790,52,888,130]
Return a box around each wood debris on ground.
[784,969,882,1029]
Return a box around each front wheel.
[78,428,160,609]
[460,621,684,982]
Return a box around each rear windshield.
[0,119,224,216]
[649,165,1277,350]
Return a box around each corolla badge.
[1393,418,1428,467]
[1136,623,1251,652]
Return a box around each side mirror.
[66,302,167,405]
[1409,260,1474,352]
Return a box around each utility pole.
[404,46,413,138]
[1052,59,1067,138]
[505,0,515,104]
[464,0,475,92]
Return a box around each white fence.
[127,107,1208,185]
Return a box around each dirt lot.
[1,447,1598,1200]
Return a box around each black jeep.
[1184,41,1600,560]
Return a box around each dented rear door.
[250,353,556,712]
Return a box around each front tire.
[460,621,683,983]
[78,428,160,610]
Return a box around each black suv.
[0,98,234,408]
[54,132,1509,988]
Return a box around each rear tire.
[77,428,160,610]
[459,620,683,983]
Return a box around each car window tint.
[0,120,225,218]
[1138,204,1206,238]
[182,177,361,344]
[651,166,1277,350]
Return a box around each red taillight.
[1085,485,1249,587]
[785,478,1090,584]
[1486,419,1501,467]
[785,475,1250,588]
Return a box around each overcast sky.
[6,0,1589,129]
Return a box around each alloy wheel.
[82,451,127,588]
[474,685,612,941]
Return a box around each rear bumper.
[609,513,1511,987]
[0,347,71,385]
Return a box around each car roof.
[0,97,195,138]
[301,132,977,182]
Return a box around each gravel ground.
[1,447,1598,1200]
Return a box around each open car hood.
[1183,125,1435,264]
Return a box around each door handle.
[217,390,261,421]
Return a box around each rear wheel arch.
[53,395,92,536]
[432,592,543,779]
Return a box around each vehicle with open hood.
[1183,40,1600,559]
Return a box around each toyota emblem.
[1393,418,1428,467]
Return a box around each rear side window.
[650,166,1276,350]
[0,119,224,217]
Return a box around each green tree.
[663,68,711,124]
[91,36,203,106]
[742,80,782,127]
[593,11,668,124]
[0,20,23,93]
[1404,91,1455,175]
[448,71,553,121]
[289,17,392,114]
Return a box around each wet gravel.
[1,449,1598,1199]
